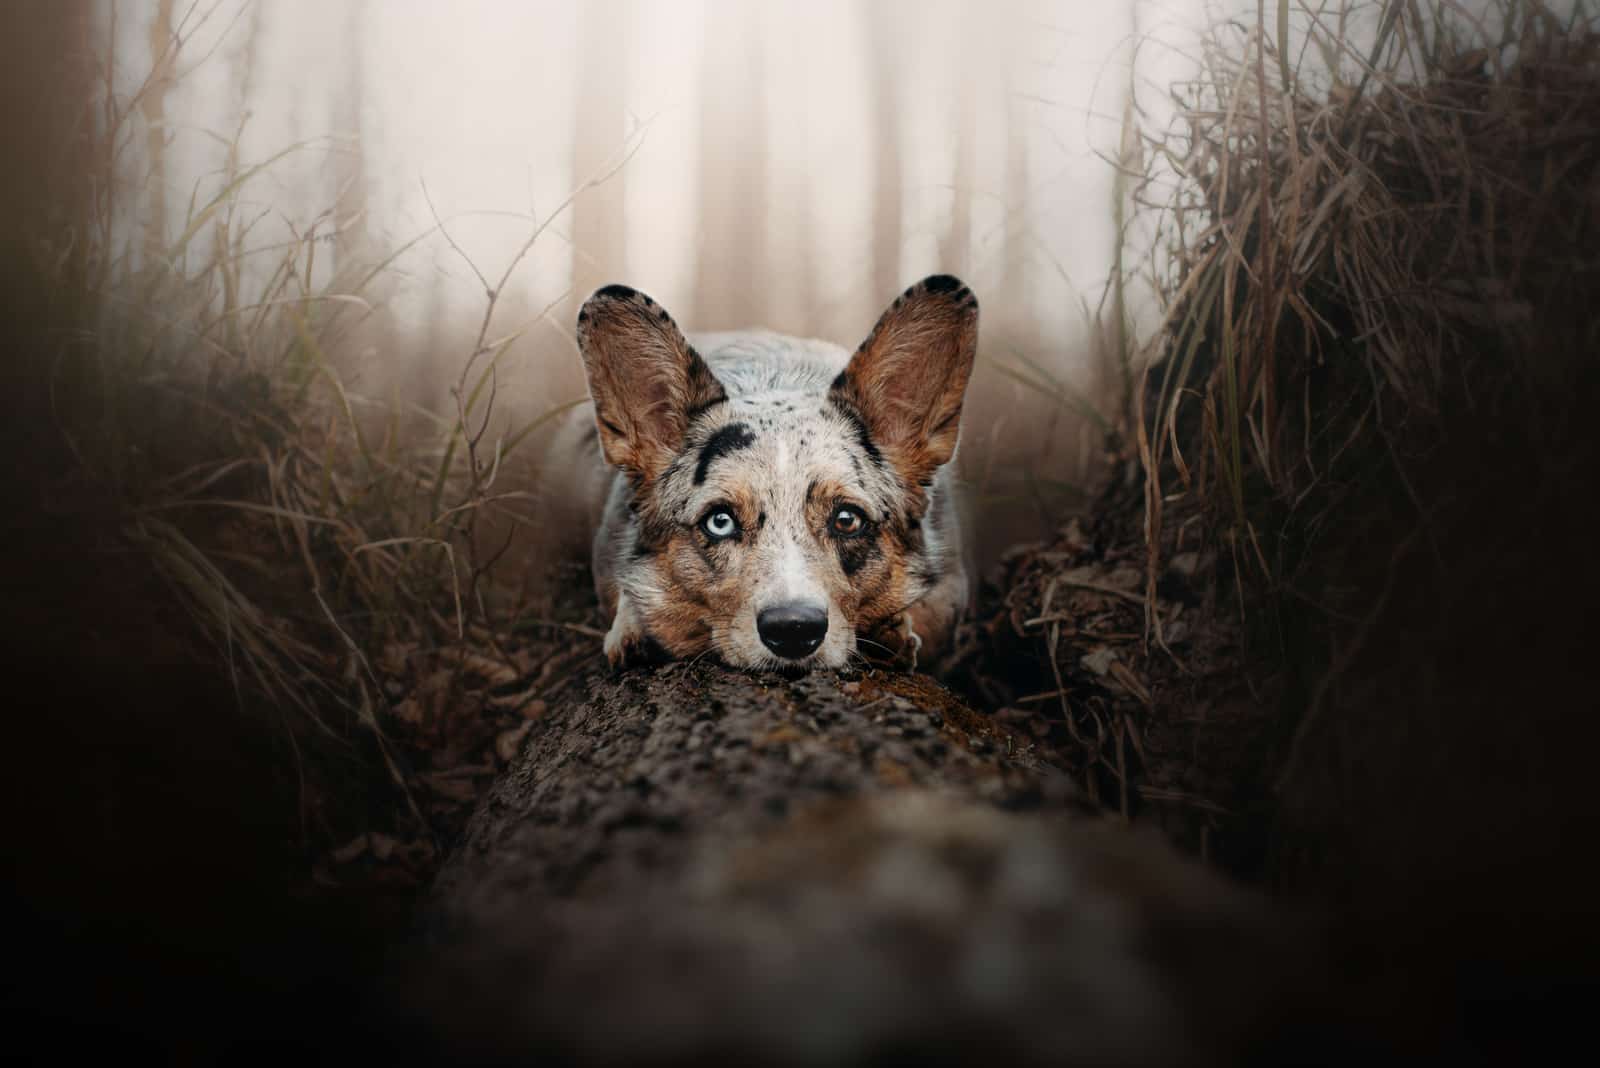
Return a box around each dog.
[557,274,978,672]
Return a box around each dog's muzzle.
[756,602,828,660]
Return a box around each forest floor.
[11,430,1590,1059]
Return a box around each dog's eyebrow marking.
[685,397,724,421]
[693,421,757,485]
[831,402,884,468]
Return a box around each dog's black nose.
[757,602,829,660]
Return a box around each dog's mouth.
[737,647,826,674]
[704,631,849,674]
[768,659,818,679]
[695,646,819,676]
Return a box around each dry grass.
[1133,0,1600,635]
[29,3,600,844]
[1118,12,1600,1001]
[960,0,1600,862]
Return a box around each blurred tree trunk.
[1000,84,1031,301]
[0,0,96,473]
[1101,0,1141,420]
[332,0,370,280]
[140,0,175,270]
[691,3,769,329]
[763,5,818,333]
[570,0,633,308]
[212,3,264,352]
[393,665,1314,1064]
[940,12,977,276]
[863,5,904,298]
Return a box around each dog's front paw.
[602,592,668,669]
[603,600,641,668]
[602,615,632,668]
[859,612,923,670]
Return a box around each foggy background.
[99,0,1390,560]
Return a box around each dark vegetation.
[952,1,1600,1055]
[4,0,1597,1061]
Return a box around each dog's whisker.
[854,636,897,656]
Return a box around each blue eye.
[702,509,739,540]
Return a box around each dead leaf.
[390,697,424,727]
[1106,567,1144,591]
[418,772,481,804]
[487,685,540,713]
[379,641,417,677]
[1168,551,1200,578]
[1081,647,1118,676]
[332,834,369,864]
[495,721,532,763]
[368,832,398,862]
[438,646,520,687]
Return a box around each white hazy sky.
[112,1,1228,356]
[113,0,1520,486]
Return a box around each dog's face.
[577,277,977,670]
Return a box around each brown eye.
[831,506,866,537]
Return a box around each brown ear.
[576,284,727,485]
[830,275,979,486]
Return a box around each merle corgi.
[558,275,978,672]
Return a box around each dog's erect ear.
[831,275,979,487]
[577,284,727,484]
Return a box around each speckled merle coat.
[560,275,978,672]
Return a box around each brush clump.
[1129,2,1600,1048]
[1141,0,1600,605]
[17,7,591,885]
[972,0,1600,904]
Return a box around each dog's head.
[576,276,977,670]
